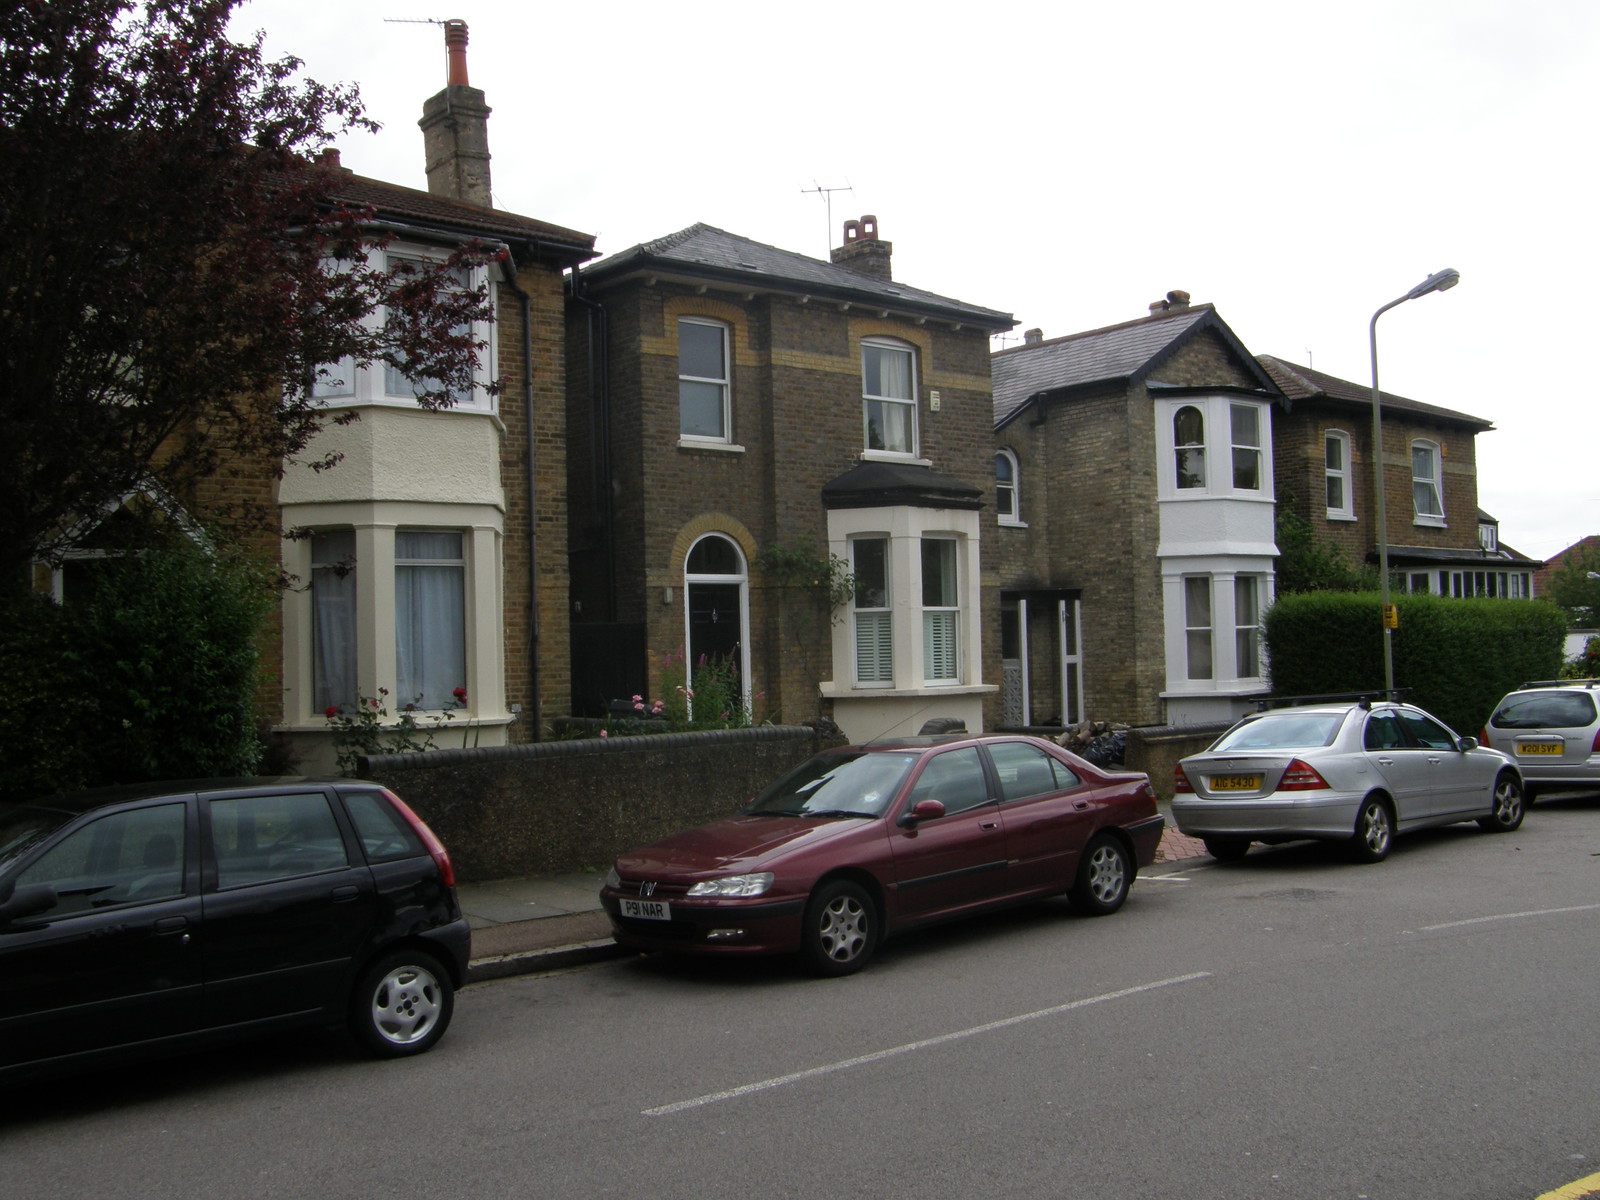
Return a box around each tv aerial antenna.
[801,181,853,253]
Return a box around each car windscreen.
[0,803,73,872]
[1210,713,1344,752]
[745,752,918,818]
[1492,692,1598,729]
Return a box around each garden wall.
[357,724,839,882]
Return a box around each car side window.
[210,792,350,889]
[1397,711,1455,750]
[906,747,991,815]
[1364,712,1405,751]
[343,790,426,863]
[16,802,187,915]
[989,742,1073,801]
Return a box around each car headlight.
[687,872,775,898]
[603,867,620,890]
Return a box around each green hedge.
[0,541,275,800]
[1263,592,1567,736]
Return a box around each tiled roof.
[991,305,1225,427]
[1256,355,1491,430]
[324,169,595,261]
[579,223,1013,329]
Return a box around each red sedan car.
[600,734,1164,976]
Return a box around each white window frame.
[861,338,918,458]
[1174,405,1206,490]
[1325,430,1354,519]
[921,537,961,685]
[677,317,732,445]
[309,242,496,414]
[394,529,467,711]
[1412,439,1445,525]
[851,535,893,686]
[1234,575,1263,680]
[1479,522,1499,553]
[995,449,1024,526]
[1184,576,1213,681]
[1230,403,1263,491]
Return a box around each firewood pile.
[1055,720,1129,768]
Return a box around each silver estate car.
[1480,680,1600,802]
[1172,698,1525,863]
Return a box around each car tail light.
[1173,765,1194,793]
[1479,728,1490,745]
[1592,729,1600,754]
[1277,759,1329,791]
[380,787,456,888]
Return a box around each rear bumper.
[1171,792,1361,841]
[1124,813,1165,866]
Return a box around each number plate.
[1208,775,1262,791]
[621,898,671,921]
[1517,742,1562,756]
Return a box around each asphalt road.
[3,793,1597,1200]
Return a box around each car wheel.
[1349,797,1393,863]
[350,948,454,1058]
[1477,772,1526,833]
[1203,837,1252,863]
[800,881,877,977]
[1070,835,1132,916]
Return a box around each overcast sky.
[231,0,1599,563]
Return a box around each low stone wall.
[1125,724,1230,799]
[357,725,838,883]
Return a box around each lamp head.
[1408,268,1461,299]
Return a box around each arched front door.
[684,534,749,714]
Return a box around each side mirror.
[1457,736,1480,752]
[0,882,58,924]
[897,799,946,828]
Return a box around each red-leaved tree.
[0,0,499,583]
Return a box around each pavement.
[459,803,1212,984]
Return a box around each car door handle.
[330,885,361,902]
[154,916,189,936]
[1073,799,1090,810]
[980,821,999,831]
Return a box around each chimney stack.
[830,215,893,281]
[419,20,492,207]
[1149,289,1192,315]
[1023,328,1043,345]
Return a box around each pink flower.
[369,698,380,709]
[599,729,609,739]
[453,687,468,700]
[631,694,643,703]
[324,706,339,719]
[634,701,645,712]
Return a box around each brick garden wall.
[358,724,840,882]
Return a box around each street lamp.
[1370,268,1461,698]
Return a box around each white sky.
[231,0,1600,563]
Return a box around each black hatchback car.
[0,778,469,1084]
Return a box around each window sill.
[999,518,1028,529]
[819,682,998,700]
[1413,516,1447,528]
[858,450,931,467]
[677,439,746,453]
[1325,512,1357,523]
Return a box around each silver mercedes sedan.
[1172,698,1525,863]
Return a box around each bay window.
[853,537,892,685]
[922,538,959,683]
[394,530,466,709]
[1185,577,1213,680]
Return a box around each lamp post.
[1370,268,1461,698]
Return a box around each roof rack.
[1516,678,1599,690]
[1256,688,1408,712]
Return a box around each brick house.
[1258,355,1540,600]
[263,24,595,769]
[565,217,1014,740]
[990,292,1282,730]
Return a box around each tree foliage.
[0,0,500,580]
[1542,539,1600,627]
[1273,495,1375,595]
[0,534,278,800]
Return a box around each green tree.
[0,535,277,799]
[0,0,499,583]
[1542,540,1600,626]
[1273,497,1375,595]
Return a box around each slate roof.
[820,462,984,511]
[322,165,595,264]
[578,223,1013,330]
[1256,355,1492,431]
[991,304,1274,428]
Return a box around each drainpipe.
[567,261,614,621]
[497,248,542,739]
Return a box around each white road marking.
[643,972,1213,1116]
[1141,873,1193,883]
[1421,903,1600,932]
